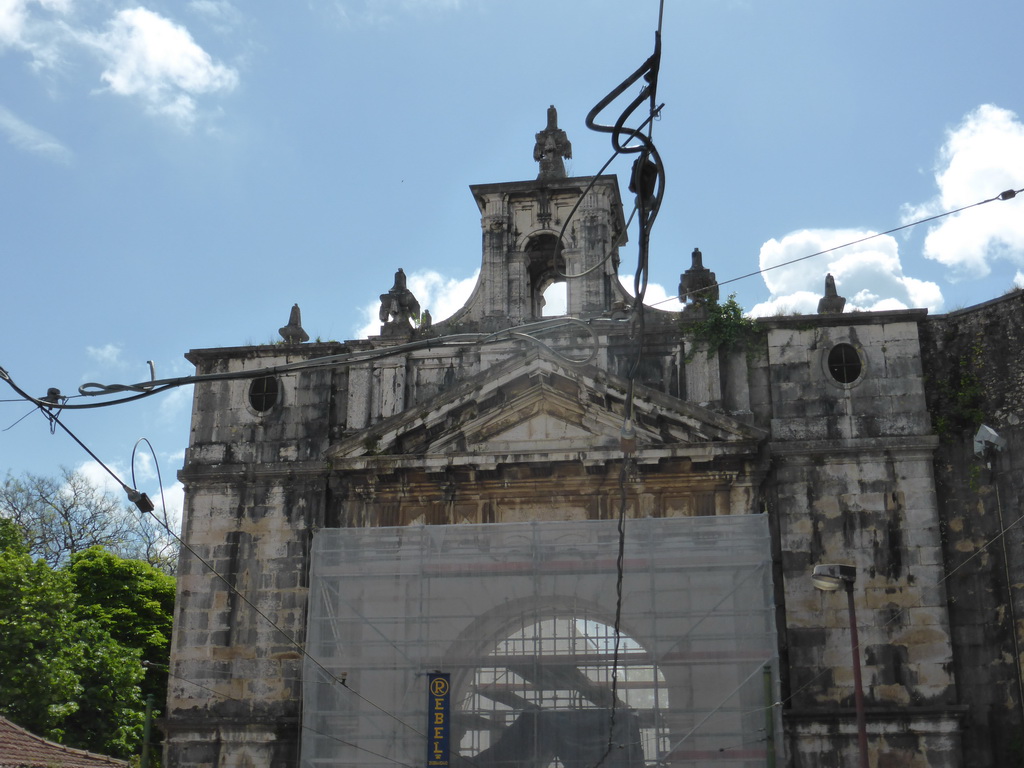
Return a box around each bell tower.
[451,106,628,329]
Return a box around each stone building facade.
[164,112,1023,767]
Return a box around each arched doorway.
[456,616,666,767]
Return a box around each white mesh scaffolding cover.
[301,516,778,768]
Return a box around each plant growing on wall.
[684,293,763,359]
[931,339,986,438]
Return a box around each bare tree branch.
[0,468,178,571]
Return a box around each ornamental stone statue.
[379,268,421,332]
[534,105,572,181]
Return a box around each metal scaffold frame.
[301,516,778,768]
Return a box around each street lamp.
[812,564,869,768]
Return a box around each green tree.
[67,547,175,708]
[0,547,84,736]
[0,537,149,759]
[0,517,26,554]
[59,620,146,758]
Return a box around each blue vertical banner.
[427,672,451,767]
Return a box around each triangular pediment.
[326,350,766,470]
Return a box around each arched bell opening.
[526,234,567,319]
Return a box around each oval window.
[248,376,280,412]
[827,343,862,384]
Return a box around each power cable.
[2,407,38,432]
[656,186,1023,311]
[21,421,430,744]
[550,105,661,283]
[143,661,420,768]
[0,320,604,417]
[711,483,1024,746]
[660,659,772,758]
[584,4,666,765]
[142,660,245,703]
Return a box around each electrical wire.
[660,659,773,758]
[657,186,1024,311]
[549,105,662,283]
[584,4,666,764]
[592,457,633,768]
[770,492,1024,715]
[2,407,38,432]
[76,428,430,743]
[144,661,420,768]
[142,660,245,703]
[711,478,1024,744]
[0,320,605,418]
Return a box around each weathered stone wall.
[167,301,982,768]
[168,344,344,768]
[764,313,963,768]
[165,320,770,767]
[921,290,1024,767]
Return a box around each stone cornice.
[769,435,939,459]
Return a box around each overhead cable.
[0,319,604,415]
[660,186,1024,310]
[583,8,666,766]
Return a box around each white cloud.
[749,229,944,317]
[188,0,242,36]
[333,0,463,26]
[904,104,1024,277]
[157,481,184,534]
[75,460,183,536]
[0,0,31,47]
[354,269,677,339]
[0,104,71,161]
[75,459,127,499]
[354,268,480,338]
[86,342,124,366]
[2,3,237,127]
[189,0,240,23]
[618,278,673,308]
[81,7,238,126]
[0,0,71,69]
[157,383,193,425]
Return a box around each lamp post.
[812,563,868,768]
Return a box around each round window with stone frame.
[248,375,280,413]
[825,342,864,385]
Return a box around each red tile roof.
[0,716,129,768]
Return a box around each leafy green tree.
[0,536,150,759]
[0,517,26,554]
[67,547,175,708]
[59,620,146,758]
[0,547,84,736]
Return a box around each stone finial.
[817,273,847,314]
[679,247,719,312]
[379,268,421,336]
[421,309,432,330]
[279,303,309,343]
[533,105,572,181]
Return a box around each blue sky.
[2,0,1023,522]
